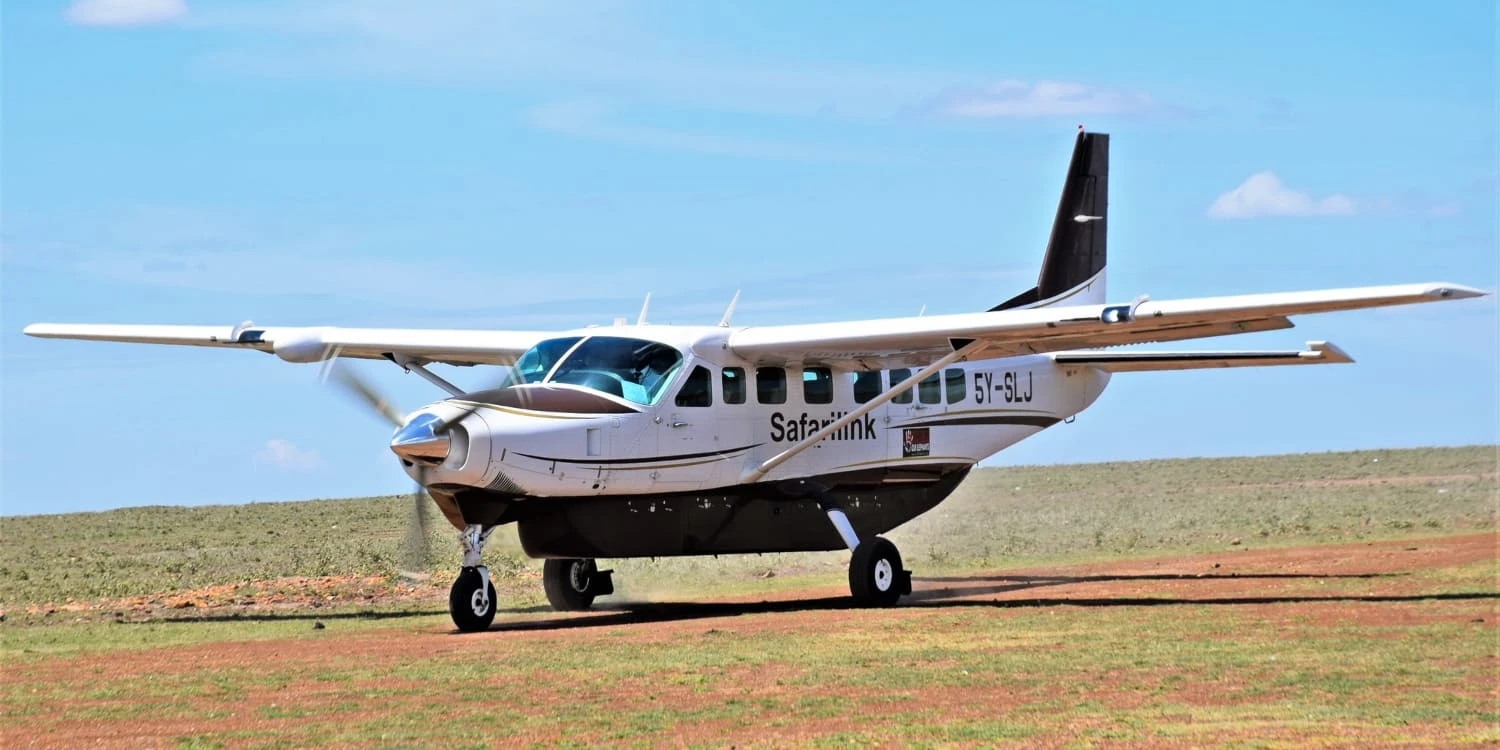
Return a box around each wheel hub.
[570,561,593,593]
[873,559,893,592]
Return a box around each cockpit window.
[538,336,684,405]
[509,336,583,385]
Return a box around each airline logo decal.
[770,411,877,443]
[902,428,931,458]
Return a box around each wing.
[21,322,553,366]
[727,282,1487,368]
[1052,341,1352,372]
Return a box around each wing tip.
[1425,283,1489,300]
[1306,340,1354,364]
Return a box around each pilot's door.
[656,364,718,490]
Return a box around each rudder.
[991,129,1109,311]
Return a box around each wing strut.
[740,340,989,483]
[388,354,466,397]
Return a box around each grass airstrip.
[2,446,1496,747]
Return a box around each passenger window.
[756,367,787,404]
[945,368,967,404]
[918,373,942,404]
[676,366,712,407]
[722,367,746,405]
[852,371,882,404]
[803,367,833,404]
[890,368,913,404]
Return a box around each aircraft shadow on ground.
[117,572,1494,630]
[904,571,1393,602]
[479,571,1497,635]
[124,604,555,625]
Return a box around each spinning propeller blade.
[323,359,404,427]
[320,359,433,574]
[400,465,432,579]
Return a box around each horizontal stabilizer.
[1051,341,1353,372]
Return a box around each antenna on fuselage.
[918,304,927,317]
[637,292,652,325]
[718,290,742,327]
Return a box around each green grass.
[1,445,1494,611]
[4,584,1494,746]
[0,446,1495,747]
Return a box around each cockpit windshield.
[510,336,583,385]
[508,336,684,406]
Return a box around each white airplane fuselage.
[404,325,1109,501]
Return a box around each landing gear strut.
[449,524,497,632]
[821,499,911,607]
[543,558,614,611]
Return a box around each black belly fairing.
[479,465,971,559]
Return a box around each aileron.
[1052,341,1354,372]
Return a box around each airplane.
[23,130,1488,632]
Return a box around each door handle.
[671,421,691,428]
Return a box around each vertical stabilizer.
[991,129,1109,311]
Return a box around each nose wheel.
[449,566,497,632]
[543,558,615,611]
[449,524,498,632]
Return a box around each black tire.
[849,536,906,607]
[449,567,497,632]
[543,558,600,612]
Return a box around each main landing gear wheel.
[849,536,910,607]
[449,567,497,632]
[543,558,614,612]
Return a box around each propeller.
[401,464,432,578]
[319,355,508,579]
[320,358,439,578]
[324,358,404,428]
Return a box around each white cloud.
[255,439,322,471]
[1206,172,1358,219]
[66,0,186,27]
[935,80,1158,119]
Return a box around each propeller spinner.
[390,413,452,463]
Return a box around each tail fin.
[991,129,1109,311]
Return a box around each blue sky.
[2,0,1495,516]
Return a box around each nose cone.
[390,413,450,463]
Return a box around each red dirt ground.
[5,533,1496,748]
